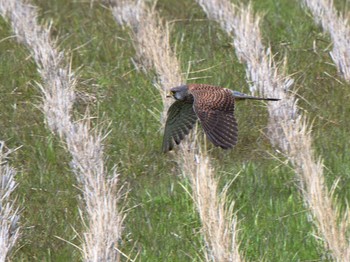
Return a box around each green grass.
[1,0,350,260]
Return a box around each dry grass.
[280,116,350,260]
[0,1,125,261]
[0,142,20,262]
[112,0,181,123]
[112,1,242,261]
[302,0,350,82]
[182,143,241,262]
[197,0,350,260]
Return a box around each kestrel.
[162,84,280,152]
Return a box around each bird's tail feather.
[231,90,280,101]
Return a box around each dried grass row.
[0,142,20,262]
[0,1,124,261]
[182,143,241,262]
[197,0,350,260]
[112,0,181,123]
[302,0,350,82]
[112,1,242,261]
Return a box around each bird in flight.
[162,84,280,152]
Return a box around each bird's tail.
[231,90,280,101]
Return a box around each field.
[1,0,350,261]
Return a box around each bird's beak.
[166,91,173,98]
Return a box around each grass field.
[1,0,350,261]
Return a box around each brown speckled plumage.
[162,84,280,152]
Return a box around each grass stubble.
[112,1,242,261]
[0,0,125,261]
[197,0,350,260]
[0,142,20,262]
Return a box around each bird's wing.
[162,101,198,152]
[189,86,238,149]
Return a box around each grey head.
[169,85,193,103]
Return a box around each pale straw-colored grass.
[112,0,181,123]
[0,142,20,262]
[182,143,241,262]
[197,0,350,260]
[302,0,350,82]
[0,1,125,261]
[112,1,242,261]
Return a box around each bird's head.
[167,85,190,101]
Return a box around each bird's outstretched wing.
[162,101,198,152]
[189,85,238,149]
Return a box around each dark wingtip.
[162,140,174,153]
[162,147,170,153]
[162,145,171,153]
[219,141,237,150]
